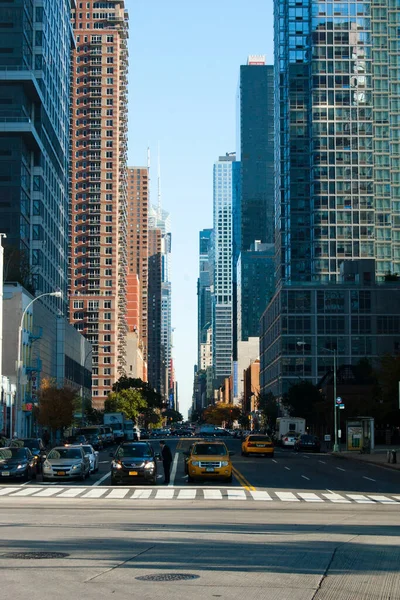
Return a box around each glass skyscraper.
[0,0,74,314]
[275,0,400,283]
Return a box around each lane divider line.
[232,466,256,491]
[168,452,179,487]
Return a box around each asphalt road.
[5,436,398,498]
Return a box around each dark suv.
[10,438,46,472]
[294,434,321,453]
[110,442,159,485]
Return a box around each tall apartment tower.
[233,57,275,343]
[70,3,129,407]
[212,153,235,385]
[0,1,74,316]
[197,229,213,368]
[275,0,400,283]
[127,166,149,376]
[147,227,163,397]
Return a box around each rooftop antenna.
[157,142,162,221]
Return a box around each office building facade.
[147,227,164,397]
[69,3,129,408]
[274,0,400,284]
[0,0,74,316]
[197,228,213,368]
[212,153,235,384]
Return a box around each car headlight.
[17,463,27,470]
[71,464,82,471]
[221,461,229,467]
[144,462,155,470]
[112,461,122,470]
[191,461,200,467]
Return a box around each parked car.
[43,446,90,481]
[184,441,233,483]
[140,429,150,439]
[294,434,321,453]
[77,427,104,450]
[0,447,38,481]
[64,435,87,446]
[10,438,46,471]
[101,426,114,445]
[241,435,274,457]
[281,432,300,447]
[82,444,99,473]
[110,442,159,485]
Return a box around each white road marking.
[284,466,291,471]
[82,488,108,498]
[0,487,19,496]
[368,495,399,504]
[204,489,222,500]
[168,452,179,487]
[177,489,196,500]
[275,491,299,502]
[33,488,64,497]
[227,489,247,500]
[304,456,310,459]
[336,467,346,472]
[301,475,310,481]
[106,488,130,499]
[11,487,42,496]
[131,489,152,499]
[250,490,272,501]
[363,476,376,482]
[298,492,324,502]
[57,488,86,498]
[156,489,174,499]
[92,472,110,486]
[99,461,109,464]
[322,493,351,503]
[272,459,277,463]
[347,494,375,504]
[318,460,326,464]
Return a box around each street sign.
[339,404,345,410]
[324,434,331,442]
[338,429,342,438]
[336,397,342,404]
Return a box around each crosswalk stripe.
[81,488,108,498]
[204,489,222,500]
[227,489,247,500]
[250,490,272,501]
[57,488,87,498]
[322,493,350,503]
[155,489,174,499]
[131,489,152,499]
[367,495,399,504]
[106,488,130,499]
[11,488,42,496]
[33,488,64,497]
[177,489,196,499]
[0,487,19,496]
[275,491,299,502]
[298,492,324,502]
[347,494,375,503]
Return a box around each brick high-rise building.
[127,166,149,376]
[70,3,129,408]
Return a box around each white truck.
[104,412,125,443]
[275,417,306,447]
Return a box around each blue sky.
[127,0,274,417]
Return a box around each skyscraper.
[0,0,74,316]
[147,227,163,397]
[197,229,213,369]
[275,0,400,283]
[212,153,235,385]
[233,56,275,343]
[69,3,129,408]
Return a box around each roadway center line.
[272,459,278,463]
[363,476,376,482]
[336,467,346,472]
[168,451,179,487]
[92,472,110,486]
[318,460,326,464]
[284,466,291,471]
[301,475,310,481]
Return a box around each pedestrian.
[159,440,173,485]
[42,430,50,448]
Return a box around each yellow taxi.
[241,434,274,457]
[185,441,233,482]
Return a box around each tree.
[36,379,77,437]
[112,376,165,427]
[257,392,280,430]
[384,271,399,282]
[105,388,147,422]
[3,245,35,293]
[162,408,183,424]
[282,381,324,424]
[84,406,103,425]
[202,403,241,426]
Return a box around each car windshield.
[116,444,151,458]
[192,444,227,456]
[21,439,40,449]
[248,435,271,442]
[0,448,27,460]
[301,435,316,441]
[79,428,100,436]
[48,448,82,460]
[82,446,93,454]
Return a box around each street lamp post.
[14,290,62,438]
[81,348,93,427]
[296,340,306,380]
[322,346,339,452]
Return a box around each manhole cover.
[136,573,199,582]
[1,552,69,560]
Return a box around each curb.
[330,452,400,472]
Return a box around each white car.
[281,432,299,447]
[82,444,99,473]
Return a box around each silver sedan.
[82,444,99,473]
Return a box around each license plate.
[205,468,215,472]
[1,472,10,476]
[57,471,66,476]
[129,471,138,476]
[256,444,265,447]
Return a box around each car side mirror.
[229,452,235,456]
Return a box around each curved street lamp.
[13,290,62,438]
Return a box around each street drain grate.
[136,573,199,582]
[1,552,69,560]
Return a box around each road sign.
[324,434,331,442]
[339,404,345,410]
[338,429,342,438]
[336,397,342,405]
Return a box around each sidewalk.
[331,445,400,471]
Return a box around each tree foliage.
[202,403,241,426]
[111,376,165,427]
[105,388,147,422]
[257,392,280,430]
[162,408,183,423]
[282,381,323,422]
[36,379,77,433]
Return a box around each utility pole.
[333,349,339,452]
